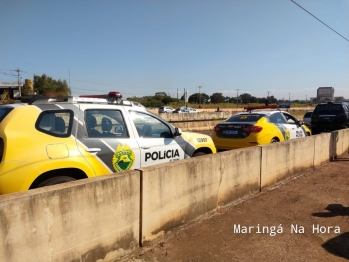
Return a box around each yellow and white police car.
[0,92,216,195]
[212,105,311,150]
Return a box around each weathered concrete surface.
[173,120,222,131]
[260,137,315,188]
[159,111,232,121]
[140,147,261,245]
[0,171,140,262]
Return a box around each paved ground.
[118,153,349,262]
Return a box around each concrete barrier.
[0,171,140,262]
[140,147,261,245]
[173,120,222,131]
[1,128,349,261]
[260,136,315,188]
[159,111,232,121]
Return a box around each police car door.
[282,112,306,139]
[129,111,185,167]
[76,106,141,175]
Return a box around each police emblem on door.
[112,144,135,172]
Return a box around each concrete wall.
[0,171,140,262]
[260,136,316,188]
[159,111,232,122]
[140,147,261,245]
[1,129,349,261]
[174,120,222,131]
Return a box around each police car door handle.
[141,146,151,149]
[85,148,101,154]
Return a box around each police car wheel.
[37,176,76,187]
[270,138,278,143]
[192,152,206,157]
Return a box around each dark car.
[302,111,313,127]
[311,102,349,135]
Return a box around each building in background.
[0,82,21,99]
[316,87,334,102]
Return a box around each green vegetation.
[22,74,71,97]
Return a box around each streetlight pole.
[198,86,202,108]
[236,89,239,108]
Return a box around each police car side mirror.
[174,127,182,137]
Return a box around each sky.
[0,0,348,101]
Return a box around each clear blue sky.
[1,0,348,101]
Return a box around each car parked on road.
[211,105,311,151]
[173,106,199,113]
[302,111,313,127]
[0,92,216,195]
[311,101,349,135]
[158,106,175,113]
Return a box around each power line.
[290,0,349,42]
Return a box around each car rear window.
[226,114,265,122]
[314,104,343,113]
[303,112,312,118]
[0,107,14,122]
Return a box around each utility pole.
[177,88,179,106]
[198,86,202,108]
[12,68,22,98]
[236,89,239,108]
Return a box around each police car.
[0,92,216,195]
[212,105,311,150]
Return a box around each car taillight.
[0,138,4,162]
[242,126,263,133]
[213,126,221,132]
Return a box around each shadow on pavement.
[312,204,349,217]
[313,204,349,259]
[322,232,349,260]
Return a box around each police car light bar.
[79,92,122,99]
[78,92,123,103]
[244,104,279,110]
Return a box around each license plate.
[224,130,238,135]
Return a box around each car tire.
[37,176,76,188]
[192,152,206,157]
[270,138,278,143]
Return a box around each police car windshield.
[226,113,265,123]
[0,107,14,122]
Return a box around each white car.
[174,106,199,113]
[158,106,175,113]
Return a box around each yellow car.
[211,106,311,150]
[0,92,216,195]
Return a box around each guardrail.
[1,129,348,262]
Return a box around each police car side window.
[283,113,297,125]
[85,110,129,138]
[130,111,172,138]
[36,110,73,137]
[269,113,287,124]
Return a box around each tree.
[188,93,209,104]
[33,74,71,96]
[240,93,252,104]
[210,93,225,103]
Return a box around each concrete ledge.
[260,137,315,188]
[174,120,222,131]
[140,147,261,245]
[0,171,140,262]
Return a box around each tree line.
[22,74,71,97]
